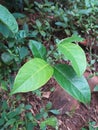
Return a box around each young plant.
[11,36,91,104]
[0,4,91,104]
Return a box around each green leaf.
[7,111,18,119]
[1,52,13,64]
[49,110,60,115]
[18,46,29,59]
[89,121,97,130]
[11,58,53,94]
[0,22,13,37]
[94,85,98,92]
[18,30,27,38]
[81,128,87,130]
[2,100,8,110]
[55,22,67,28]
[54,64,91,103]
[26,122,35,130]
[25,105,32,110]
[26,112,34,121]
[40,30,46,37]
[45,102,52,110]
[13,13,26,19]
[29,40,46,59]
[57,37,86,76]
[40,117,58,129]
[0,4,18,35]
[36,19,42,29]
[4,119,16,127]
[59,35,84,43]
[0,118,5,126]
[1,81,8,91]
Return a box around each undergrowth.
[0,0,98,129]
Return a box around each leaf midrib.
[59,43,80,75]
[54,66,83,96]
[14,63,50,89]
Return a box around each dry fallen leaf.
[42,91,51,98]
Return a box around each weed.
[82,121,98,130]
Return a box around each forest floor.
[23,71,98,130]
[1,1,98,129]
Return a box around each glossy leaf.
[11,58,53,94]
[29,40,46,59]
[0,22,13,37]
[57,38,86,76]
[54,64,91,103]
[0,4,18,35]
